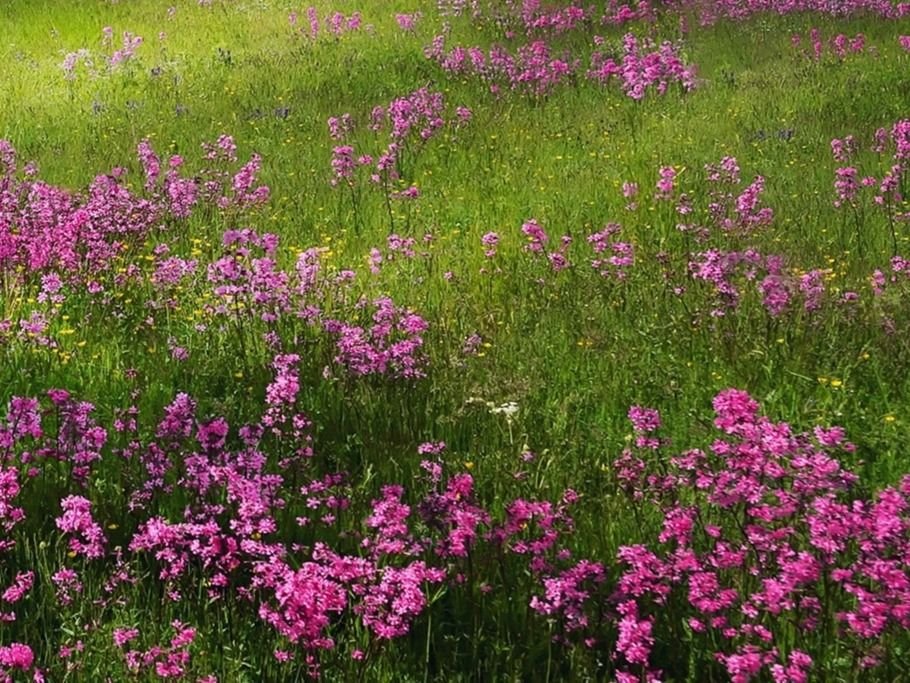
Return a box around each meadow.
[1,0,910,680]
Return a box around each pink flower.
[113,628,140,648]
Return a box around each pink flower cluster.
[588,33,697,99]
[118,621,200,679]
[4,374,910,680]
[328,88,470,207]
[609,389,910,680]
[792,28,867,60]
[395,12,422,32]
[587,223,635,280]
[426,34,579,97]
[289,7,363,40]
[689,249,821,317]
[62,29,143,80]
[830,119,909,218]
[323,296,429,379]
[427,29,696,99]
[0,136,267,281]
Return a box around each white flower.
[490,401,519,418]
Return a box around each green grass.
[2,0,910,679]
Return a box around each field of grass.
[1,0,910,680]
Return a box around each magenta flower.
[113,628,140,648]
[55,496,106,559]
[0,643,33,670]
[521,219,548,252]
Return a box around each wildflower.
[55,496,106,559]
[481,231,499,258]
[113,628,140,648]
[521,219,548,252]
[491,402,519,418]
[0,643,33,670]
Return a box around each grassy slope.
[2,2,907,460]
[1,0,910,678]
